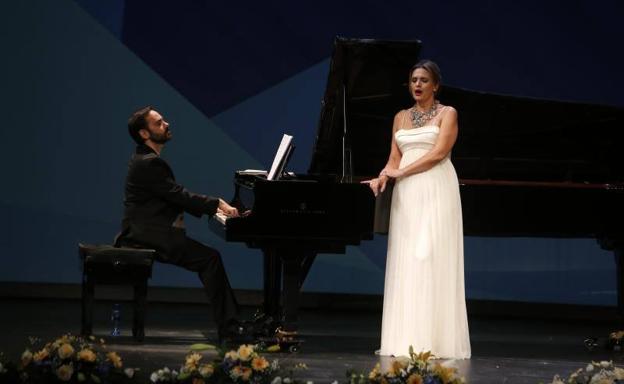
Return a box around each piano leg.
[262,248,317,332]
[598,238,624,319]
[281,250,316,332]
[263,249,282,323]
[281,253,301,332]
[616,248,624,319]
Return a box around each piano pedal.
[252,308,266,322]
[582,336,621,352]
[584,337,599,351]
[275,326,298,341]
[253,327,303,353]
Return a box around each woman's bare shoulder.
[437,103,455,111]
[439,104,457,120]
[392,109,410,130]
[394,109,410,119]
[441,104,457,114]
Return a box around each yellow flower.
[413,351,433,362]
[237,345,254,361]
[185,352,202,370]
[388,359,407,376]
[241,367,252,381]
[225,350,239,360]
[611,331,624,339]
[231,366,243,378]
[432,363,457,383]
[78,349,97,363]
[407,373,423,384]
[52,335,74,349]
[56,364,74,381]
[368,363,381,380]
[21,350,33,367]
[252,357,269,371]
[106,352,123,369]
[615,367,624,380]
[199,364,214,377]
[58,343,75,359]
[33,348,49,362]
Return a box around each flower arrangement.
[222,344,276,383]
[150,344,283,384]
[550,360,624,384]
[608,331,624,351]
[347,348,464,384]
[0,334,135,383]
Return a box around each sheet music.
[238,169,267,176]
[268,134,293,181]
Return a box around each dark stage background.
[0,0,622,305]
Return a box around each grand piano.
[213,37,624,332]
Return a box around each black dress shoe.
[244,316,278,337]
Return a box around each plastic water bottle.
[110,303,121,336]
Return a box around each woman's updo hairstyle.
[409,60,442,94]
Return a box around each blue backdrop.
[0,0,622,305]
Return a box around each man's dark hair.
[128,106,153,145]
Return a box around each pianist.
[115,106,242,341]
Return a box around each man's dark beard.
[149,129,171,144]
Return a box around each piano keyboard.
[214,212,228,225]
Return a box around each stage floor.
[0,298,622,383]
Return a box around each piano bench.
[78,243,155,342]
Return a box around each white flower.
[284,377,292,384]
[600,361,611,368]
[271,376,282,384]
[331,381,338,384]
[307,381,314,384]
[271,359,280,371]
[586,364,594,372]
[225,351,239,361]
[124,368,135,378]
[150,372,159,382]
[550,375,565,384]
[590,371,615,384]
[163,367,170,374]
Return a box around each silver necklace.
[410,101,440,128]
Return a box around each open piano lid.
[309,37,624,184]
[308,37,422,178]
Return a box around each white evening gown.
[379,114,471,359]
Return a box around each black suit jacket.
[116,144,219,261]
